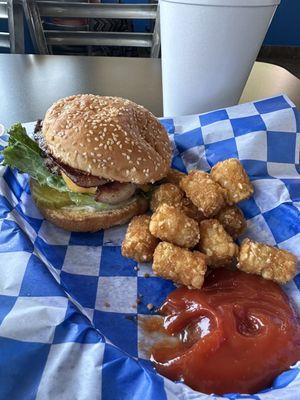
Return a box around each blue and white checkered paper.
[0,94,300,400]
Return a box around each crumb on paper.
[125,315,137,323]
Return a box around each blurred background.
[0,0,299,77]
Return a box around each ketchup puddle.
[139,269,300,395]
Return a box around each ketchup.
[150,269,300,395]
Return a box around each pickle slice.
[30,179,73,209]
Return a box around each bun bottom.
[33,194,148,232]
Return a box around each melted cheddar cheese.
[61,172,97,194]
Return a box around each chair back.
[23,1,160,57]
[0,0,24,53]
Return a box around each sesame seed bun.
[33,191,148,232]
[42,94,172,184]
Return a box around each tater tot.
[150,183,184,212]
[122,215,159,262]
[210,158,254,204]
[180,170,226,217]
[216,205,246,239]
[181,197,206,222]
[163,168,186,186]
[153,242,207,289]
[149,204,200,248]
[238,238,297,284]
[198,219,239,268]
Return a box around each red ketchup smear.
[150,269,300,395]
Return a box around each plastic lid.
[160,0,280,6]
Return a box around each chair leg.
[23,0,48,54]
[7,0,24,53]
[151,3,160,58]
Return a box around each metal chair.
[0,0,24,53]
[23,1,160,57]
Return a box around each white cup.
[160,0,281,117]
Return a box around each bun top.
[42,94,172,184]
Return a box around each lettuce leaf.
[2,123,68,192]
[30,179,114,210]
[0,124,114,210]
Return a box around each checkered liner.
[0,95,300,400]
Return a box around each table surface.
[1,54,300,127]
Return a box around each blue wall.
[264,0,300,46]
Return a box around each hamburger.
[2,94,172,231]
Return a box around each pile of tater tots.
[122,158,297,289]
